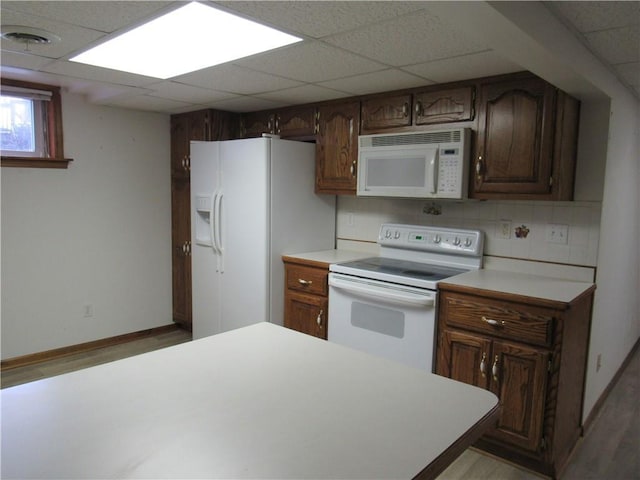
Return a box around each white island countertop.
[2,323,499,479]
[442,269,596,304]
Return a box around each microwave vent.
[361,129,463,148]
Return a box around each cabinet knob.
[298,279,313,286]
[480,352,487,378]
[403,102,409,117]
[414,101,422,116]
[316,309,323,327]
[476,157,482,178]
[492,355,499,382]
[350,160,356,176]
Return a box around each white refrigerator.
[190,136,336,339]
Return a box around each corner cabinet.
[282,257,329,339]
[472,73,580,200]
[170,109,239,331]
[436,281,595,478]
[315,101,360,195]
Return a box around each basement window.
[1,79,72,168]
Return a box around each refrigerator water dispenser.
[194,194,213,246]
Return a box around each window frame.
[1,78,72,169]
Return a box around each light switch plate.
[546,224,569,244]
[496,220,511,239]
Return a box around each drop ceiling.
[1,1,638,114]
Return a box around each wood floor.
[2,330,638,479]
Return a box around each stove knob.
[385,229,392,239]
[453,236,461,246]
[394,231,401,239]
[465,238,473,247]
[433,235,441,244]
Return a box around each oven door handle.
[329,276,435,307]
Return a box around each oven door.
[328,273,437,372]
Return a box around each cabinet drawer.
[440,293,554,347]
[285,264,328,296]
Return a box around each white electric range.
[328,223,484,372]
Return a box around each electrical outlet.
[546,224,569,244]
[83,304,94,318]
[496,220,511,239]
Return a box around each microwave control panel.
[437,147,464,197]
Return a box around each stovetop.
[329,224,484,290]
[332,256,469,288]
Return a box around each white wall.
[1,92,172,360]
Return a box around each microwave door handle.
[428,149,438,194]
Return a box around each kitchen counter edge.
[282,249,372,269]
[441,269,596,306]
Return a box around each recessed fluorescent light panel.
[70,2,302,79]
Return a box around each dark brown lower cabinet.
[436,284,594,478]
[283,258,329,339]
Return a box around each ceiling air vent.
[1,26,60,48]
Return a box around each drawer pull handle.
[317,309,323,327]
[482,316,505,327]
[492,355,499,382]
[480,352,486,378]
[298,279,313,286]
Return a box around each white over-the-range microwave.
[357,128,470,199]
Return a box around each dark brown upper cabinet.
[472,73,579,200]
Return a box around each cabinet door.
[488,340,549,453]
[414,86,474,125]
[240,111,274,138]
[274,106,316,139]
[360,94,411,133]
[437,329,491,390]
[170,114,191,179]
[473,76,556,197]
[171,110,214,178]
[284,291,328,339]
[315,102,360,195]
[171,177,192,330]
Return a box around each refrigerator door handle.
[209,192,218,254]
[214,191,224,273]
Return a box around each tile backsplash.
[336,197,601,268]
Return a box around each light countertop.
[1,323,499,480]
[442,269,595,304]
[282,248,373,267]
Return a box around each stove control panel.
[379,224,483,257]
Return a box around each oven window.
[351,302,405,338]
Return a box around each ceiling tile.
[403,51,523,83]
[173,63,304,94]
[258,84,352,105]
[323,9,488,67]
[42,60,159,87]
[234,41,385,83]
[584,26,640,65]
[615,62,640,87]
[98,94,191,113]
[215,1,427,38]
[0,1,170,33]
[145,81,236,104]
[319,68,431,95]
[0,50,53,71]
[206,95,286,113]
[548,1,640,32]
